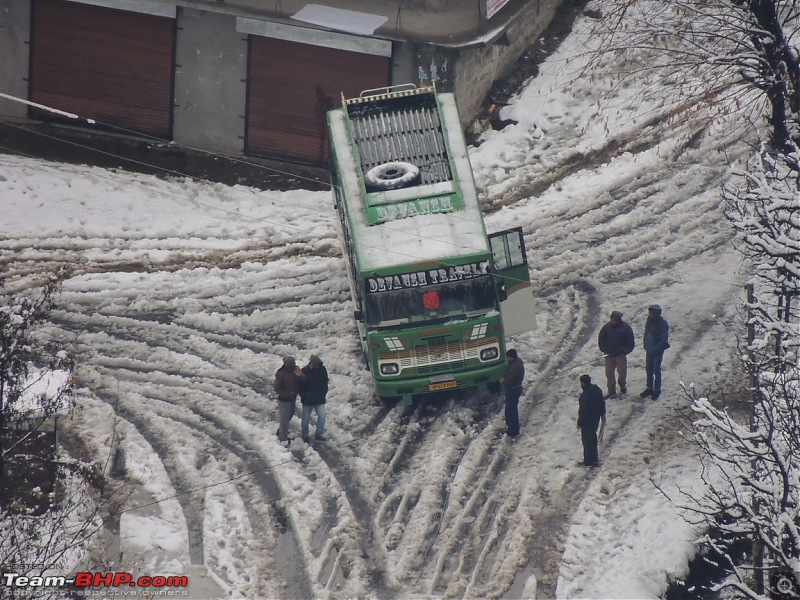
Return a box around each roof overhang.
[237,15,392,57]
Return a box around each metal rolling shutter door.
[247,36,390,164]
[29,0,174,138]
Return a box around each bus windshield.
[364,276,497,326]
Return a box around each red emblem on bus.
[423,290,440,310]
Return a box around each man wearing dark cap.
[274,355,304,442]
[576,374,606,468]
[300,355,329,443]
[597,310,635,399]
[641,305,670,400]
[500,348,525,437]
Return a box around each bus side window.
[490,235,510,270]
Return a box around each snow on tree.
[0,270,113,594]
[0,269,75,505]
[717,143,800,597]
[679,361,800,597]
[583,0,800,150]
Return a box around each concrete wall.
[173,8,247,154]
[391,41,417,89]
[0,1,31,120]
[452,0,563,125]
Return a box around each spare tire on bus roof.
[365,161,421,191]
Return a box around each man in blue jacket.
[641,305,670,400]
[299,355,329,442]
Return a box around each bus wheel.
[365,161,420,191]
[487,381,502,394]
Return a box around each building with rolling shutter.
[0,0,564,166]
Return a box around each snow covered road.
[0,10,754,599]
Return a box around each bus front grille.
[417,360,466,375]
[377,337,497,375]
[415,341,462,365]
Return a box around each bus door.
[489,227,536,336]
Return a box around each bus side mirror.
[497,283,507,302]
[354,309,364,321]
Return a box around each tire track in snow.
[49,263,363,598]
[84,364,319,599]
[481,104,733,213]
[306,394,480,597]
[411,284,594,596]
[386,405,485,588]
[86,386,208,567]
[315,389,498,594]
[518,161,733,298]
[0,234,342,292]
[474,285,602,597]
[484,111,671,210]
[150,404,312,598]
[488,180,741,597]
[374,398,449,499]
[54,294,350,360]
[307,439,399,598]
[552,292,740,598]
[354,396,402,437]
[427,134,735,595]
[3,81,750,598]
[173,405,334,600]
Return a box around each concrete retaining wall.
[0,1,31,120]
[452,0,563,124]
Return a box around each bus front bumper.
[374,361,506,401]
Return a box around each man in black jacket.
[597,310,635,399]
[299,355,329,443]
[576,374,606,468]
[500,348,525,437]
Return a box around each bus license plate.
[429,380,457,391]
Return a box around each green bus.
[327,84,535,402]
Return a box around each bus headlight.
[480,347,499,361]
[380,363,400,375]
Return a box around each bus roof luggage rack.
[346,85,452,186]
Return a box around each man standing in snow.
[597,310,635,399]
[500,348,524,437]
[576,374,605,468]
[299,355,329,443]
[274,355,304,442]
[641,305,670,400]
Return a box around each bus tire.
[365,161,420,191]
[487,381,502,394]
